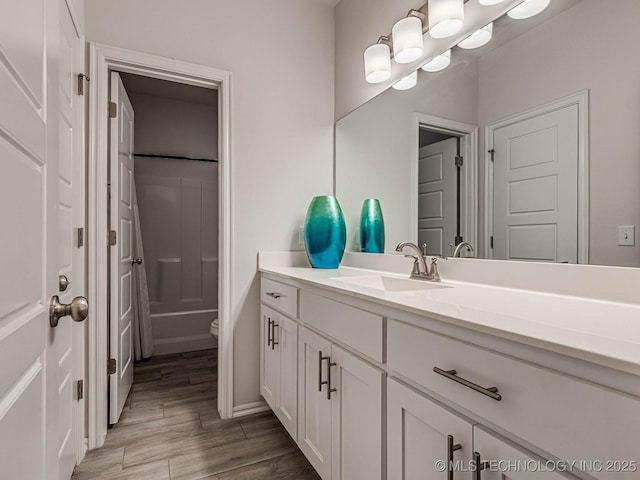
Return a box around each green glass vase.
[360,198,384,253]
[304,196,346,269]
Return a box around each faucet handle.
[404,255,420,275]
[430,257,441,282]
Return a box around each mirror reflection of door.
[418,131,459,256]
[491,104,579,263]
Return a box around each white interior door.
[492,105,578,263]
[56,1,86,476]
[0,1,74,478]
[109,72,135,424]
[418,137,458,256]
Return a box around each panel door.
[56,1,85,477]
[260,305,280,410]
[492,105,578,263]
[473,427,578,480]
[0,0,58,478]
[388,378,473,480]
[330,345,383,480]
[109,72,135,424]
[275,315,298,441]
[418,137,458,256]
[298,326,333,480]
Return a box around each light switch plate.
[618,225,635,246]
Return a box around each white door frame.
[412,113,478,252]
[484,90,589,263]
[88,43,234,448]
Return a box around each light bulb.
[364,44,391,83]
[457,23,493,49]
[392,71,418,90]
[421,50,451,73]
[392,17,424,64]
[428,0,465,39]
[478,0,506,5]
[507,0,551,19]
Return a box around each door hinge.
[107,358,117,375]
[77,73,90,96]
[108,101,117,118]
[108,230,117,246]
[490,236,494,249]
[455,156,463,168]
[488,149,495,162]
[76,380,84,401]
[77,227,84,247]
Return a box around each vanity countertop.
[260,265,640,376]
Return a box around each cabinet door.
[298,326,333,480]
[388,378,473,480]
[274,315,298,441]
[473,427,577,480]
[331,345,384,480]
[260,305,280,410]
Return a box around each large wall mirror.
[335,0,640,267]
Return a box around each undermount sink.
[330,275,451,292]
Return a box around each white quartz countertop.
[260,265,640,375]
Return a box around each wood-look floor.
[73,348,320,480]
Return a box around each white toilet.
[209,318,219,339]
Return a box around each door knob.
[50,295,89,327]
[131,257,143,265]
[59,275,70,292]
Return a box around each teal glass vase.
[304,196,346,269]
[360,198,385,253]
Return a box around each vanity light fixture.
[507,0,551,19]
[392,71,418,90]
[478,0,506,5]
[457,22,493,49]
[428,0,465,39]
[392,15,424,63]
[421,49,452,72]
[364,37,392,83]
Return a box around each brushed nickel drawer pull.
[447,435,462,480]
[326,357,337,400]
[266,292,282,299]
[266,317,272,347]
[433,367,502,401]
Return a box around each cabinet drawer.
[261,277,298,318]
[300,291,383,363]
[388,319,640,480]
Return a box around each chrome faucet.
[395,242,440,281]
[452,242,475,258]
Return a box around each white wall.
[85,0,335,408]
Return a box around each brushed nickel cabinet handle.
[266,317,272,347]
[271,322,279,350]
[318,350,329,392]
[326,357,337,400]
[266,292,281,299]
[447,435,462,480]
[433,367,502,401]
[473,452,489,480]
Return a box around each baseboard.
[153,333,216,356]
[232,401,270,418]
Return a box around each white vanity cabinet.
[259,280,299,440]
[387,378,473,480]
[298,325,384,480]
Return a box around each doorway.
[88,44,233,448]
[413,113,478,255]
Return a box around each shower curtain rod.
[134,153,218,163]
